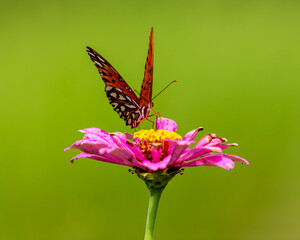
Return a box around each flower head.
[66,117,248,185]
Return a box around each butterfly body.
[86,28,154,128]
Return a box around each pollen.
[133,129,182,161]
[134,129,182,143]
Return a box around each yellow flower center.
[133,129,182,161]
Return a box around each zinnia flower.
[65,117,248,186]
[65,117,248,240]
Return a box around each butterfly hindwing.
[105,86,141,127]
[86,46,141,127]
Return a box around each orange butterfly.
[86,28,154,128]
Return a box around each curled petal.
[194,133,217,147]
[194,134,228,149]
[182,127,204,141]
[156,117,177,131]
[206,137,227,146]
[220,153,249,165]
[216,143,238,150]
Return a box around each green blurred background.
[1,0,300,239]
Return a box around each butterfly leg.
[145,118,155,129]
[134,118,147,130]
[133,109,161,130]
[150,107,161,119]
[148,108,162,130]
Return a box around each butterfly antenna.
[133,89,141,96]
[152,80,177,101]
[134,89,152,104]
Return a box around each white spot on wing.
[97,56,105,62]
[110,92,117,98]
[125,104,135,109]
[105,86,113,91]
[126,96,132,102]
[94,61,103,67]
[132,99,139,108]
[88,52,95,57]
[116,88,122,92]
[111,102,118,109]
[120,106,125,112]
[119,95,126,101]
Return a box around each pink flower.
[65,118,248,172]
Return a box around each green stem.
[144,187,164,240]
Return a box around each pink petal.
[205,137,228,147]
[98,148,137,167]
[67,140,108,155]
[124,132,133,140]
[204,155,235,170]
[177,141,237,162]
[110,132,135,154]
[182,127,204,141]
[215,143,238,150]
[166,140,194,167]
[71,152,133,166]
[194,133,216,148]
[178,155,235,170]
[142,158,169,172]
[125,141,146,162]
[79,128,118,147]
[100,147,145,169]
[156,117,177,131]
[176,146,222,162]
[151,147,162,163]
[220,153,249,165]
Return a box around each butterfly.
[86,28,154,128]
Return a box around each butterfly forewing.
[86,47,141,127]
[139,28,154,107]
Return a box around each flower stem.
[144,187,164,240]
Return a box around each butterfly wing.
[86,46,141,127]
[139,28,154,107]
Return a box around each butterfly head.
[146,102,154,116]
